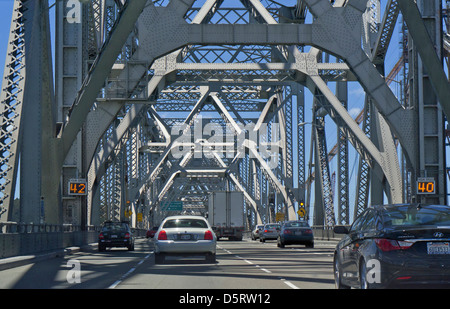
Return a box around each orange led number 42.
[69,179,87,196]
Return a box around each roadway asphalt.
[0,237,337,290]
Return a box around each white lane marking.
[220,246,301,289]
[108,252,153,289]
[283,280,300,289]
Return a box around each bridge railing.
[311,225,349,241]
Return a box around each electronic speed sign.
[68,179,87,196]
[417,177,435,194]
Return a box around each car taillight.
[304,229,313,234]
[284,229,292,234]
[99,233,104,239]
[375,239,413,252]
[124,232,130,239]
[264,230,269,233]
[204,230,214,240]
[158,230,167,240]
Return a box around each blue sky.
[0,1,14,72]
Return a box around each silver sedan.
[154,215,217,263]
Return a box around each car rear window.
[383,205,450,227]
[284,222,309,228]
[163,219,208,229]
[102,223,128,232]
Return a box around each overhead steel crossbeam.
[75,0,410,226]
[87,1,304,224]
[85,1,412,227]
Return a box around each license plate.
[180,234,191,240]
[111,235,118,238]
[295,231,302,235]
[427,242,450,254]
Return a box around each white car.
[260,223,281,242]
[251,224,264,240]
[154,215,217,263]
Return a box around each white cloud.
[349,87,366,98]
[348,107,362,118]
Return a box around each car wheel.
[155,253,165,264]
[98,244,105,252]
[128,244,134,251]
[206,253,216,263]
[334,254,350,289]
[306,242,314,248]
[277,237,285,248]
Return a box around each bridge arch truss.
[0,0,449,230]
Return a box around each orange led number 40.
[417,178,435,194]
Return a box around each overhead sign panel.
[162,201,183,211]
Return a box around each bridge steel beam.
[89,1,400,225]
[4,0,448,230]
[83,2,404,226]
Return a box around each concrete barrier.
[0,231,98,258]
[311,225,349,241]
[0,223,148,260]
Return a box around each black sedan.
[333,204,450,289]
[98,221,135,251]
[277,221,314,248]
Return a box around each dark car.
[146,226,159,238]
[98,221,135,251]
[333,204,450,289]
[277,220,314,248]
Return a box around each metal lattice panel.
[0,0,26,220]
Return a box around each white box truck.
[208,191,244,241]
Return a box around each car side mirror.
[333,225,349,234]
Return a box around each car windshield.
[383,205,450,227]
[102,223,128,232]
[284,222,309,228]
[163,218,208,229]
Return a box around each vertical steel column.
[412,0,445,204]
[296,84,306,210]
[336,80,349,225]
[0,0,26,222]
[354,98,372,219]
[56,0,85,225]
[313,115,335,227]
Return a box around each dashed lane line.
[217,245,300,289]
[108,253,153,289]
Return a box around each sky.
[0,0,410,223]
[0,1,14,72]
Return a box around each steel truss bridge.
[0,0,449,236]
